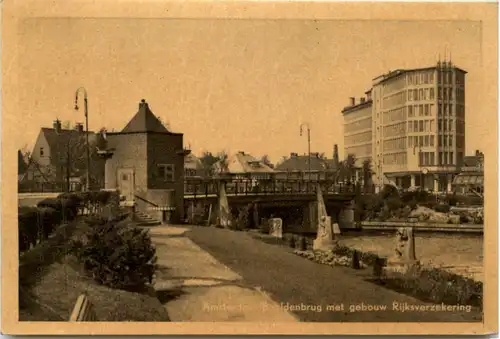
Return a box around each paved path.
[184,226,482,322]
[149,226,298,322]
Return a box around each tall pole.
[75,87,91,191]
[300,123,311,180]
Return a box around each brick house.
[103,99,189,223]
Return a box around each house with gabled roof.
[213,151,275,179]
[101,99,189,223]
[21,120,103,191]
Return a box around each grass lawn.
[19,217,169,322]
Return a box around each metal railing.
[184,178,356,197]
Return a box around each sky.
[16,18,485,163]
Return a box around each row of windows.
[408,119,435,133]
[382,152,407,165]
[383,75,407,94]
[344,117,372,133]
[382,91,406,109]
[408,87,435,102]
[419,152,436,166]
[408,71,435,86]
[438,119,456,132]
[383,137,406,151]
[383,122,406,138]
[344,144,372,157]
[408,104,435,118]
[345,131,372,146]
[344,108,372,122]
[438,151,455,166]
[437,87,457,101]
[409,135,435,148]
[383,107,406,124]
[438,135,454,147]
[436,70,463,85]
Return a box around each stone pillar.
[410,174,416,188]
[446,174,453,193]
[387,227,419,275]
[433,175,439,193]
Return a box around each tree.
[199,151,229,177]
[344,154,357,182]
[260,155,274,169]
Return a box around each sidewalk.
[149,226,298,322]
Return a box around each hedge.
[19,190,120,255]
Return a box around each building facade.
[342,61,466,192]
[103,99,189,223]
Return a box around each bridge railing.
[184,178,356,197]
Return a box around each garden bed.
[249,230,482,310]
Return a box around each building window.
[40,147,44,157]
[430,135,434,146]
[430,88,435,100]
[419,105,423,116]
[438,136,442,147]
[419,120,424,132]
[450,152,454,165]
[424,135,429,147]
[419,136,423,147]
[425,104,430,116]
[158,164,175,182]
[430,152,435,166]
[439,152,443,166]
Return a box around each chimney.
[53,119,62,134]
[349,97,355,106]
[333,144,339,167]
[75,122,84,133]
[139,99,149,111]
[290,152,298,158]
[360,97,366,104]
[312,152,320,158]
[366,91,372,100]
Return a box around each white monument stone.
[269,218,283,238]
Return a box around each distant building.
[103,99,190,223]
[21,120,103,191]
[453,150,484,195]
[342,61,467,192]
[184,153,204,178]
[274,147,339,181]
[213,151,275,179]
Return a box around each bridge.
[19,177,359,230]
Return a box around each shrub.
[434,204,451,213]
[18,207,40,252]
[386,197,403,211]
[73,220,157,291]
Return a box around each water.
[339,232,484,282]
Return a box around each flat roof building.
[342,61,467,192]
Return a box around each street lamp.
[74,87,91,191]
[299,122,311,181]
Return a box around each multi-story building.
[342,61,467,192]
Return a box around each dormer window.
[40,147,44,157]
[248,161,262,168]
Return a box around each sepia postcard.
[2,0,498,335]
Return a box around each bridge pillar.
[338,200,355,229]
[216,181,232,228]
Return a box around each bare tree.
[260,154,274,169]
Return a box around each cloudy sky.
[15,16,486,163]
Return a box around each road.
[184,226,482,322]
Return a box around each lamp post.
[300,122,311,181]
[74,87,91,191]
